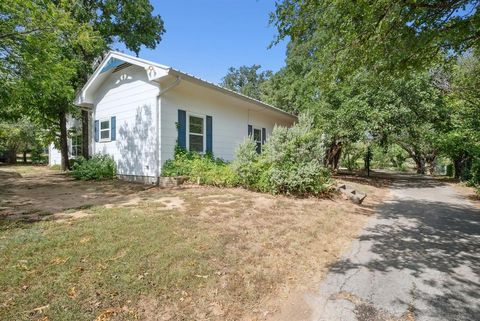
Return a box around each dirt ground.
[447,181,480,208]
[0,165,390,321]
[0,166,148,221]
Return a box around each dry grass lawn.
[0,165,388,321]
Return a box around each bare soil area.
[0,166,147,222]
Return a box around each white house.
[50,51,296,184]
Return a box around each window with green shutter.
[188,115,204,153]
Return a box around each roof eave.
[167,69,297,121]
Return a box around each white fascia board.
[74,51,297,122]
[74,51,170,106]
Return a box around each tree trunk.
[333,145,342,170]
[413,156,425,174]
[59,110,70,171]
[23,151,27,163]
[325,140,342,172]
[425,154,436,175]
[8,149,17,164]
[82,110,90,159]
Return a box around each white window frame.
[186,113,206,153]
[99,118,111,142]
[71,133,82,157]
[253,127,263,154]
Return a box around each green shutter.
[206,115,212,154]
[178,109,186,149]
[94,120,99,142]
[111,116,116,141]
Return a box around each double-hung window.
[71,134,82,157]
[253,128,262,154]
[188,115,204,153]
[100,119,111,141]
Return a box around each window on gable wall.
[71,134,82,157]
[189,115,204,153]
[100,119,111,141]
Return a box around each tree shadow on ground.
[0,171,148,225]
[336,169,451,189]
[328,176,480,320]
[0,170,22,179]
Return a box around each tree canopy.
[220,65,272,100]
[0,0,165,169]
[271,0,479,79]
[263,0,479,178]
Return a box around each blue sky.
[114,0,287,84]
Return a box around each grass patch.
[0,205,219,321]
[0,164,57,176]
[0,173,388,320]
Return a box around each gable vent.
[113,62,132,73]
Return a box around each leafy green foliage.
[230,138,262,187]
[468,159,480,195]
[262,114,332,195]
[340,142,364,171]
[0,118,45,163]
[164,115,333,196]
[386,145,409,171]
[221,65,273,100]
[265,1,478,178]
[30,145,48,164]
[162,148,239,187]
[434,53,480,178]
[1,0,165,170]
[271,0,479,79]
[232,114,333,196]
[72,154,116,180]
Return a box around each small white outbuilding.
[50,51,296,183]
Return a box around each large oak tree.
[1,0,165,170]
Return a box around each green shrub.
[71,154,116,180]
[31,146,47,164]
[467,158,480,195]
[231,138,262,187]
[469,158,480,184]
[162,147,238,187]
[340,142,364,171]
[446,164,454,177]
[164,114,334,197]
[162,146,195,177]
[261,115,333,195]
[232,114,333,196]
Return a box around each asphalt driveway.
[309,173,480,321]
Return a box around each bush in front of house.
[232,114,334,196]
[163,114,333,196]
[162,146,239,187]
[230,138,264,188]
[72,154,117,180]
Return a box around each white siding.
[160,81,294,166]
[48,143,62,166]
[93,65,159,177]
